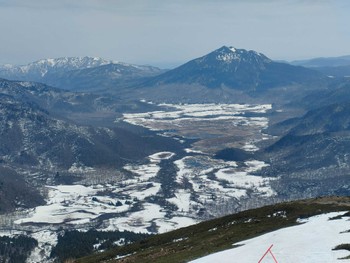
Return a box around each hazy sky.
[1,0,350,68]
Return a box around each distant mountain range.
[290,55,350,77]
[0,57,113,80]
[0,57,164,91]
[3,51,350,94]
[0,48,325,97]
[290,55,350,68]
[45,62,165,92]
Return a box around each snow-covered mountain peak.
[213,46,272,64]
[214,46,240,63]
[228,46,236,53]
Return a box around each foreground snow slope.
[191,212,350,263]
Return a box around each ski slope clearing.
[191,212,350,263]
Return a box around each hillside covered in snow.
[191,212,350,263]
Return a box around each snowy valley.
[0,102,277,261]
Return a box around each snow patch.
[15,184,129,225]
[229,46,236,52]
[68,163,95,173]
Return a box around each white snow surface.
[175,155,275,202]
[191,212,350,263]
[68,163,95,173]
[122,103,271,132]
[26,230,57,263]
[14,184,129,225]
[123,151,174,182]
[229,46,236,52]
[101,203,197,234]
[167,190,192,212]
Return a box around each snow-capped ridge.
[0,56,116,79]
[23,56,115,72]
[2,56,160,73]
[213,45,272,64]
[0,56,164,84]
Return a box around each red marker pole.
[269,249,278,263]
[258,244,278,263]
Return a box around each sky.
[1,0,350,68]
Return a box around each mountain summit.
[200,46,271,66]
[143,46,323,90]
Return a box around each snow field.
[15,184,130,225]
[122,103,271,132]
[215,160,275,197]
[174,155,275,204]
[191,212,350,263]
[100,203,197,234]
[123,151,174,182]
[167,190,192,213]
[68,163,95,173]
[26,230,58,263]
